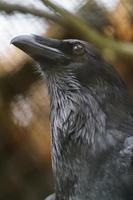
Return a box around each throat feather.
[47,75,107,159]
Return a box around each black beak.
[11,35,69,61]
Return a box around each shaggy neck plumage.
[45,72,110,157]
[44,70,127,158]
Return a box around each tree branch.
[41,0,133,61]
[0,1,62,24]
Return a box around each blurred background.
[0,0,133,199]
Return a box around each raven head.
[11,34,124,89]
[11,35,97,79]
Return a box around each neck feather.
[46,73,110,158]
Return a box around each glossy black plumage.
[11,35,133,200]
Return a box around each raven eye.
[73,43,85,55]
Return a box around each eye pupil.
[73,43,84,55]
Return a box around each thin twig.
[41,0,133,60]
[0,1,62,24]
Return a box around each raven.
[11,35,133,200]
